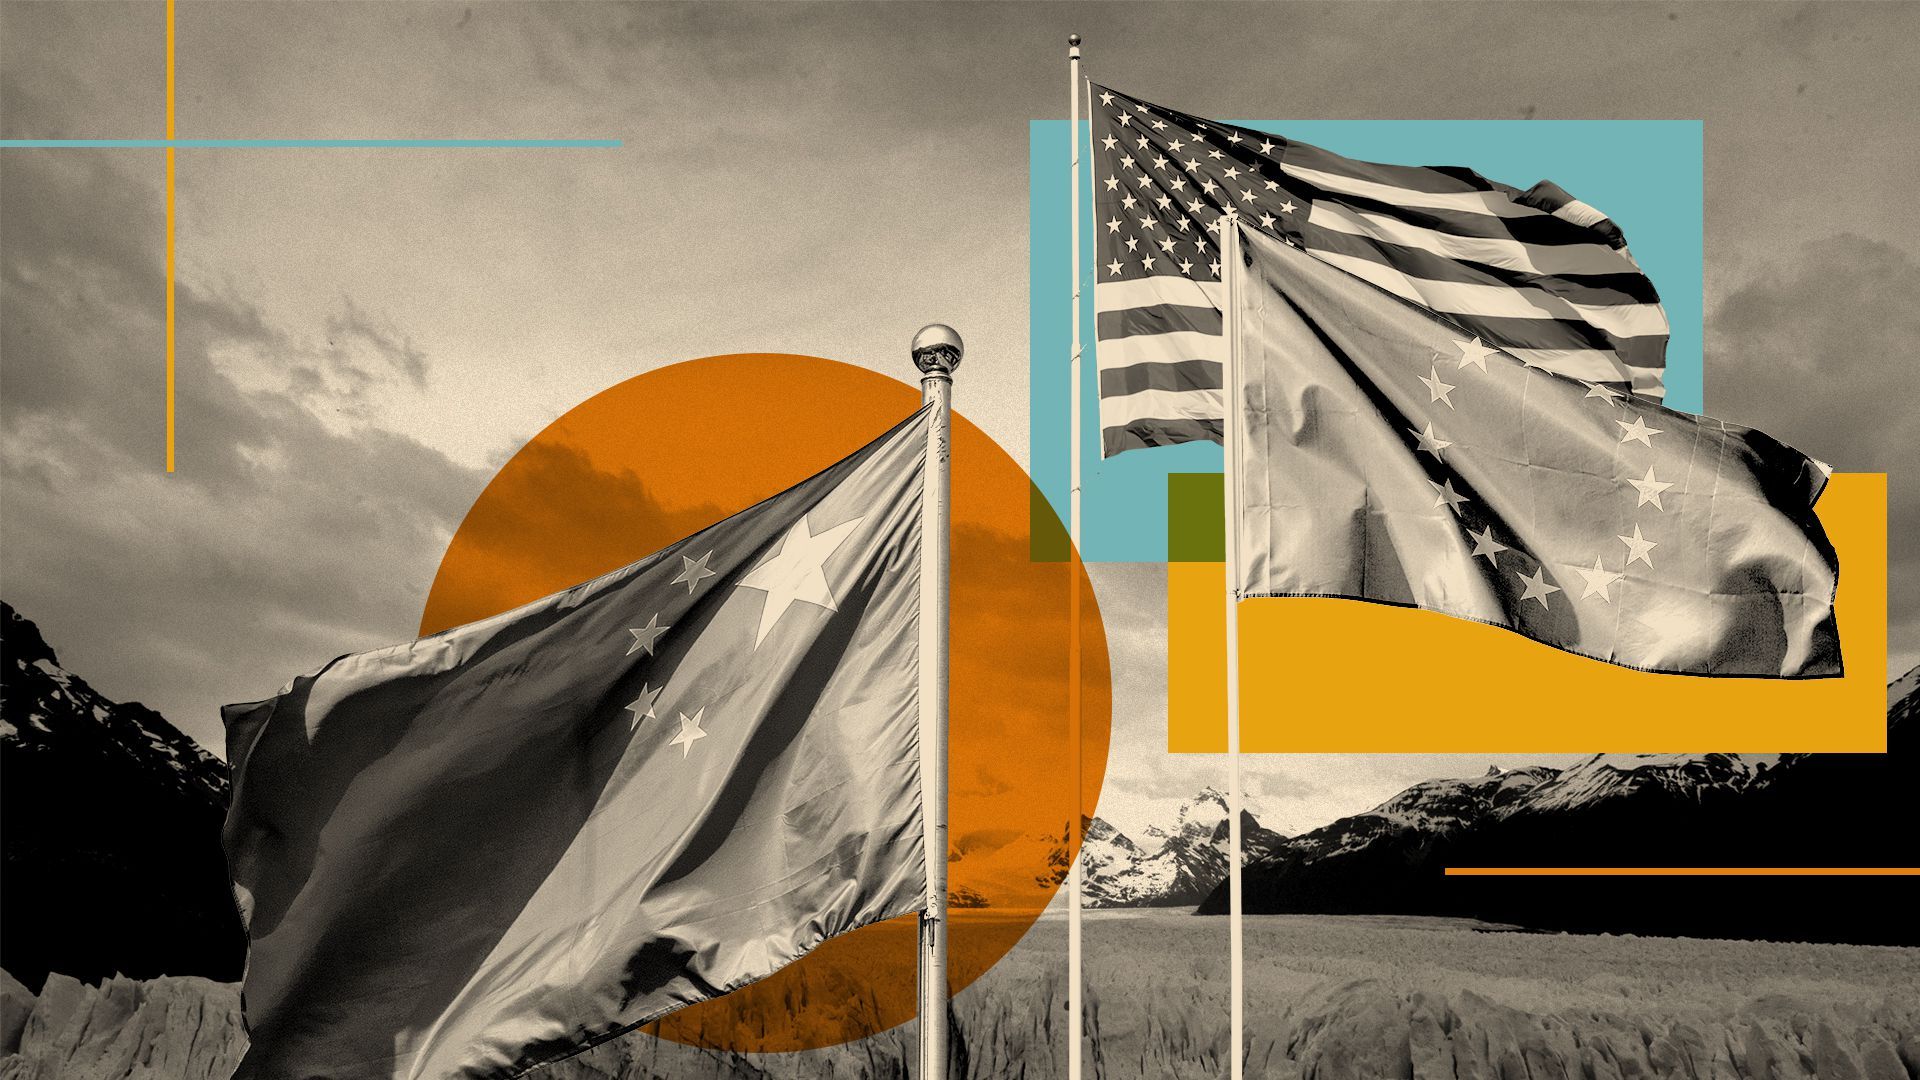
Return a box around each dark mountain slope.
[1,603,244,990]
[1202,673,1920,944]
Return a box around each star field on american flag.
[1092,89,1305,284]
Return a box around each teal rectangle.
[1029,118,1704,563]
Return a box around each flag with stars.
[1089,83,1669,456]
[1229,225,1838,677]
[221,407,933,1079]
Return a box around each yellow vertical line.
[165,0,176,472]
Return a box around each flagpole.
[1219,223,1245,1080]
[1064,30,1086,1080]
[913,323,960,1080]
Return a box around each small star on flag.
[1468,526,1509,567]
[670,550,717,593]
[1618,524,1657,568]
[625,614,669,657]
[667,708,707,758]
[1629,466,1675,510]
[1573,557,1625,602]
[1419,365,1457,409]
[1616,416,1663,447]
[1516,566,1562,610]
[624,683,661,730]
[1454,337,1496,372]
[1410,421,1452,462]
[1428,478,1469,515]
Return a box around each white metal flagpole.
[1219,222,1246,1080]
[913,323,960,1080]
[1065,30,1086,1080]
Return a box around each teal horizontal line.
[0,138,621,149]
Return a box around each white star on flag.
[1629,466,1675,510]
[1618,524,1658,567]
[1419,365,1458,409]
[1573,557,1625,602]
[1454,337,1496,372]
[1429,479,1469,515]
[1516,566,1562,609]
[670,550,717,593]
[667,708,707,758]
[1616,416,1663,447]
[624,683,661,730]
[1468,525,1509,566]
[1410,421,1452,462]
[625,614,669,657]
[737,514,864,647]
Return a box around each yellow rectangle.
[1168,473,1888,753]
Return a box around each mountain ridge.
[1198,668,1920,944]
[1043,787,1288,908]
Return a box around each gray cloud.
[0,147,489,752]
[1706,234,1920,678]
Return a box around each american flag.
[1088,83,1670,457]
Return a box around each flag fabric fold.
[222,407,933,1079]
[1088,83,1669,457]
[1229,225,1838,678]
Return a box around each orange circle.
[421,354,1111,1052]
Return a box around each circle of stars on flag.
[1396,333,1678,621]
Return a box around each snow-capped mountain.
[1515,752,1774,815]
[1283,765,1560,865]
[1199,670,1920,945]
[1039,788,1287,908]
[2,604,228,806]
[1,603,243,990]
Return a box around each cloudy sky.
[4,1,1916,836]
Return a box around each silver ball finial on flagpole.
[1068,33,1081,47]
[912,323,964,378]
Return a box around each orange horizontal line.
[1446,867,1920,877]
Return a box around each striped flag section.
[1089,84,1670,457]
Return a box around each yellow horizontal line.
[1446,867,1920,877]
